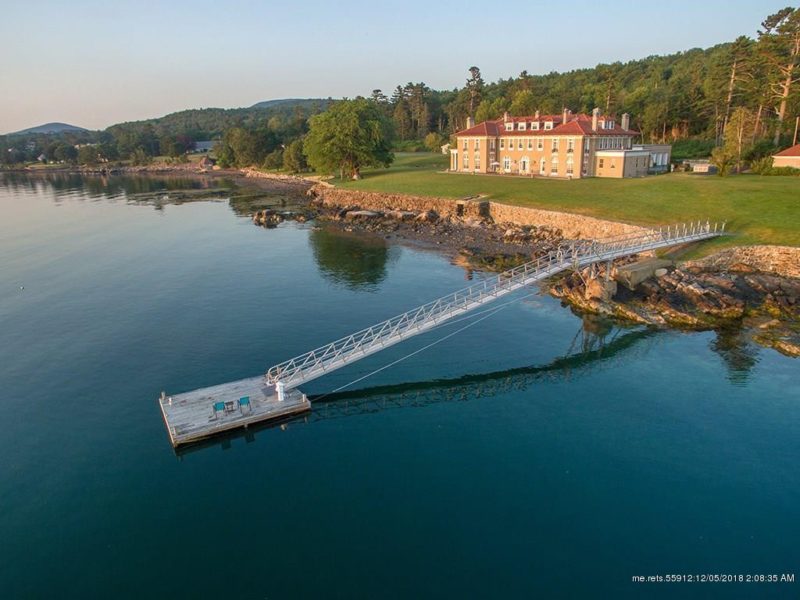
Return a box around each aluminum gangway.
[267,221,725,391]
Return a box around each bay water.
[1,174,798,598]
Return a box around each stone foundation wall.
[685,246,800,279]
[310,184,647,240]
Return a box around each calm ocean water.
[1,173,798,598]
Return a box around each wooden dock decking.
[159,377,311,447]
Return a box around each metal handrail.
[266,221,725,388]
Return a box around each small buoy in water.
[19,286,24,290]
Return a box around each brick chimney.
[534,110,540,119]
[621,113,630,130]
[466,116,475,128]
[562,107,569,124]
[503,111,510,123]
[592,107,600,131]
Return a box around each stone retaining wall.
[309,184,647,240]
[487,202,645,239]
[685,246,800,279]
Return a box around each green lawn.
[334,153,800,251]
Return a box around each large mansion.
[451,108,670,179]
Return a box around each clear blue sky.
[0,0,792,133]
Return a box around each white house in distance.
[772,144,800,168]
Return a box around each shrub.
[423,132,447,153]
[710,147,734,176]
[262,148,284,170]
[751,156,773,175]
[768,166,800,176]
[283,139,307,173]
[392,139,427,152]
[672,139,715,160]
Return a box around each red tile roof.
[774,143,800,157]
[455,112,638,137]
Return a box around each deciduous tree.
[304,99,394,179]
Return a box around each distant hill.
[8,122,89,136]
[106,99,334,140]
[250,98,327,110]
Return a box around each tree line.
[2,7,797,173]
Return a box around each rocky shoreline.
[551,261,800,357]
[263,183,798,359]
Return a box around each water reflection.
[175,321,657,456]
[710,326,760,385]
[0,171,225,200]
[309,227,398,291]
[0,171,303,215]
[309,321,657,420]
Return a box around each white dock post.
[276,381,286,402]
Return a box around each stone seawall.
[685,245,800,279]
[487,202,644,239]
[309,184,647,240]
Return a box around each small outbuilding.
[688,160,716,174]
[772,144,800,169]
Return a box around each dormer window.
[544,121,553,130]
[517,122,526,131]
[531,121,540,130]
[504,123,513,132]
[605,120,615,129]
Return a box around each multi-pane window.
[500,139,505,150]
[518,139,523,150]
[503,157,511,172]
[544,121,553,130]
[566,157,574,175]
[474,152,480,170]
[551,157,558,174]
[527,138,533,150]
[475,139,480,150]
[551,138,559,152]
[517,122,526,131]
[490,139,496,150]
[537,138,543,151]
[567,138,575,153]
[463,139,468,150]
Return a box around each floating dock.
[159,377,311,447]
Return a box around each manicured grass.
[334,153,800,252]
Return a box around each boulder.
[416,209,440,223]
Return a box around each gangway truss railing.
[266,221,725,389]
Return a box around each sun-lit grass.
[334,153,800,251]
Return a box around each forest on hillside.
[2,7,798,169]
